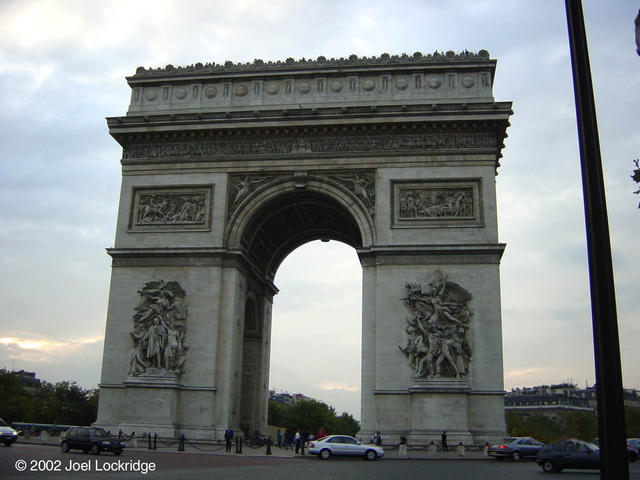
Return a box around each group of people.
[223,426,450,452]
[275,427,326,453]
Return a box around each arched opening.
[240,191,364,280]
[269,240,362,419]
[236,189,367,435]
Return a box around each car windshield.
[0,419,9,427]
[584,442,599,452]
[91,428,109,437]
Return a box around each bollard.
[235,438,239,453]
[398,444,408,457]
[301,439,305,456]
[178,434,185,452]
[427,441,437,457]
[239,438,243,454]
[153,433,157,450]
[148,432,152,450]
[266,437,272,455]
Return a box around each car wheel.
[319,449,331,460]
[114,450,122,456]
[89,443,100,455]
[61,441,70,453]
[542,460,556,473]
[365,449,377,461]
[511,451,521,462]
[495,456,504,461]
[4,441,12,447]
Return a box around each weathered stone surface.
[95,51,512,445]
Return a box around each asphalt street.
[2,443,639,480]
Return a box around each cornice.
[130,50,493,80]
[108,101,512,133]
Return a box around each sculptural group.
[399,271,473,379]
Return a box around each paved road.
[2,443,639,480]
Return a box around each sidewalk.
[125,442,492,461]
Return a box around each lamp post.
[564,1,628,478]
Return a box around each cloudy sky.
[0,0,637,420]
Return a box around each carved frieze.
[128,280,189,377]
[326,172,375,214]
[129,186,212,232]
[228,175,276,214]
[226,170,376,220]
[122,132,497,161]
[399,271,473,380]
[392,179,482,228]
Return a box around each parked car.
[488,436,545,461]
[628,439,640,462]
[536,438,599,473]
[59,427,124,455]
[308,434,384,460]
[0,418,19,446]
[628,438,640,450]
[594,437,637,462]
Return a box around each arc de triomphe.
[95,51,512,445]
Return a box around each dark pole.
[564,1,628,479]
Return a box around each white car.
[0,418,18,446]
[308,435,384,460]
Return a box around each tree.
[267,398,360,437]
[0,370,98,426]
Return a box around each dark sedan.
[536,438,599,473]
[60,427,124,455]
[488,436,545,461]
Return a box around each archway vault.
[225,175,376,280]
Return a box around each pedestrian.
[294,429,301,454]
[373,431,382,446]
[277,429,282,448]
[441,430,448,452]
[224,425,234,452]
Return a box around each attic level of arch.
[108,100,512,135]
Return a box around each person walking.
[277,429,282,448]
[294,429,301,454]
[224,425,234,452]
[373,431,382,446]
[441,430,448,452]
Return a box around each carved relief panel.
[398,270,473,380]
[129,185,213,232]
[392,179,482,228]
[128,280,189,378]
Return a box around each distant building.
[269,390,312,406]
[13,370,41,391]
[505,383,640,423]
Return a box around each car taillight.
[499,445,507,449]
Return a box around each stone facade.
[95,52,512,444]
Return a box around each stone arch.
[225,175,375,279]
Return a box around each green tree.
[626,407,640,437]
[267,398,360,437]
[564,411,597,442]
[0,371,98,426]
[330,412,360,437]
[0,370,31,422]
